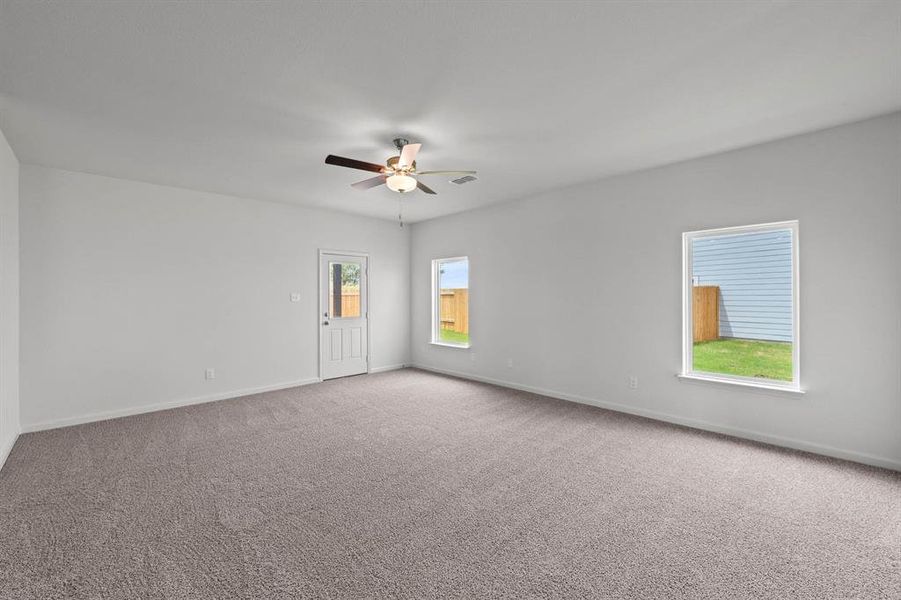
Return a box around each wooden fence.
[330,288,361,318]
[440,288,469,334]
[693,285,719,342]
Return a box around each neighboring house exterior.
[692,229,792,342]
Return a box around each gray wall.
[410,113,901,470]
[692,229,793,342]
[0,124,20,470]
[20,166,411,430]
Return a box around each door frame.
[318,249,371,381]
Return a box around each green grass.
[439,329,470,345]
[693,338,792,381]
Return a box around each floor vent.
[451,175,477,185]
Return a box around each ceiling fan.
[325,138,476,195]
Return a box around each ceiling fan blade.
[351,175,388,190]
[417,180,437,195]
[325,155,386,173]
[416,170,477,176]
[398,143,421,168]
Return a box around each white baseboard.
[412,364,901,472]
[19,365,406,435]
[0,429,20,473]
[369,363,406,374]
[20,378,322,434]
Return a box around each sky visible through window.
[439,259,468,288]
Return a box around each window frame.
[431,256,471,349]
[681,220,801,392]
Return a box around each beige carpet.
[0,368,899,599]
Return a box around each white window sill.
[677,372,805,394]
[430,341,471,349]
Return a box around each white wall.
[20,166,410,430]
[411,113,901,470]
[0,125,20,469]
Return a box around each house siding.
[692,229,793,342]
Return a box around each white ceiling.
[1,1,899,223]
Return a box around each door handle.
[323,321,329,326]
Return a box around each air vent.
[451,175,477,185]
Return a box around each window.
[329,261,361,319]
[432,257,469,347]
[682,221,800,391]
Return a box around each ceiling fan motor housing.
[387,156,416,171]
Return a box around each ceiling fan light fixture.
[386,174,417,193]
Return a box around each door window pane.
[329,262,361,318]
[436,258,469,346]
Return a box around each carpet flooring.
[0,369,899,599]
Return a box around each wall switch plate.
[629,376,638,390]
[290,293,301,302]
[205,368,216,380]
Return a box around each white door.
[320,253,368,380]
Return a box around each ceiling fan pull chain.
[398,198,404,228]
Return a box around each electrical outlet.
[506,358,514,368]
[290,293,301,302]
[470,352,476,362]
[205,368,216,380]
[629,376,638,390]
